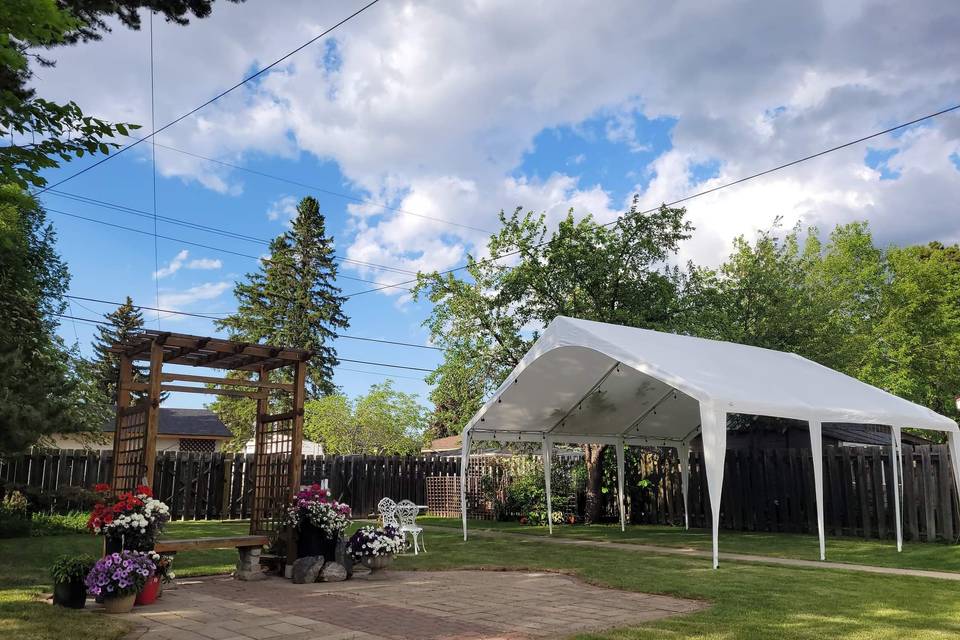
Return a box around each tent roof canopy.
[463,317,957,445]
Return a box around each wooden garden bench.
[155,535,269,581]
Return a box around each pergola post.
[677,442,690,530]
[808,419,826,561]
[143,339,164,488]
[615,439,626,532]
[699,402,727,569]
[461,431,471,540]
[543,437,553,535]
[286,361,307,576]
[891,426,903,553]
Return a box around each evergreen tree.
[217,196,348,397]
[90,296,147,403]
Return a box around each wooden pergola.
[109,330,311,538]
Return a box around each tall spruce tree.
[91,296,147,403]
[217,196,348,397]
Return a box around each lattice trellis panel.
[112,402,150,493]
[250,412,295,535]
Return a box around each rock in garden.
[291,555,323,584]
[319,561,347,582]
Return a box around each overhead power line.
[34,0,383,195]
[344,103,960,298]
[45,206,416,293]
[61,296,442,351]
[152,142,495,235]
[44,189,419,276]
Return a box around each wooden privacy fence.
[2,445,957,542]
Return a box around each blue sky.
[35,1,960,411]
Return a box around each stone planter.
[360,554,394,579]
[102,592,136,614]
[52,579,86,609]
[296,522,338,561]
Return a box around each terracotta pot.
[135,576,160,606]
[102,592,136,614]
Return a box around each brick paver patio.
[121,570,705,640]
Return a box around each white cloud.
[187,257,223,270]
[32,0,960,289]
[266,195,299,223]
[154,249,223,278]
[153,249,189,279]
[158,281,231,310]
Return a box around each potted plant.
[347,525,403,578]
[282,484,351,561]
[87,485,170,553]
[85,551,155,614]
[138,552,174,604]
[51,554,96,609]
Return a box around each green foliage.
[502,460,575,522]
[30,512,88,537]
[0,187,109,452]
[49,553,95,583]
[217,196,348,397]
[90,296,148,403]
[304,381,426,455]
[0,490,30,538]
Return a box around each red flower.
[93,483,111,493]
[135,485,153,497]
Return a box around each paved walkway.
[123,570,705,640]
[443,526,960,581]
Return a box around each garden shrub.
[502,458,576,523]
[0,490,31,538]
[30,512,88,536]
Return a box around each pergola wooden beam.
[161,372,294,391]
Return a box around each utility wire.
[62,296,442,351]
[43,189,419,276]
[344,103,960,298]
[149,11,161,328]
[53,312,433,373]
[150,142,495,235]
[45,206,416,292]
[34,0,383,195]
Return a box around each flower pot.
[102,592,136,614]
[360,554,394,579]
[135,576,160,606]
[52,579,87,609]
[297,522,338,561]
[104,536,124,555]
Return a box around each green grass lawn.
[424,517,960,573]
[3,520,960,640]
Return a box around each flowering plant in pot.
[282,484,351,560]
[87,485,170,552]
[51,554,96,609]
[347,525,402,577]
[85,551,156,613]
[136,552,174,605]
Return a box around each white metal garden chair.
[377,497,399,529]
[396,499,425,555]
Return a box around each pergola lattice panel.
[112,402,150,492]
[251,412,296,535]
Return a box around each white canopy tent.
[460,316,960,568]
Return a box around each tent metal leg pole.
[809,419,826,561]
[543,438,553,535]
[947,432,960,536]
[678,442,690,530]
[461,432,470,541]
[891,426,903,553]
[616,439,626,532]
[699,403,727,569]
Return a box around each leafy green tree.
[90,295,148,402]
[415,198,694,522]
[1,0,238,189]
[216,196,348,397]
[0,186,107,451]
[304,381,426,455]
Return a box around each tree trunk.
[583,444,607,523]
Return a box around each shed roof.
[104,408,231,438]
